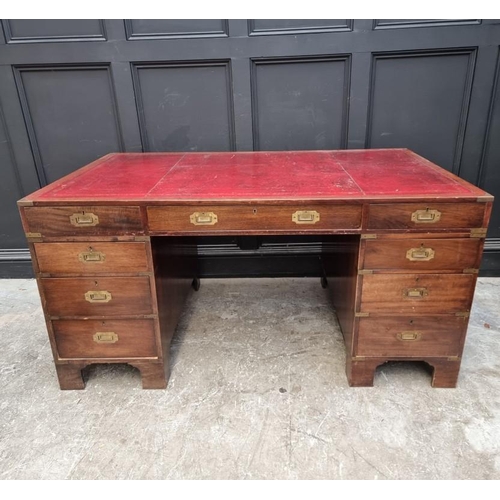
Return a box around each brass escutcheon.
[190,212,218,226]
[85,290,112,303]
[78,248,105,263]
[93,332,118,344]
[292,210,320,224]
[406,247,435,261]
[397,331,421,341]
[70,212,99,227]
[404,287,428,298]
[411,208,441,224]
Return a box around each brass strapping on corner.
[470,228,487,238]
[463,268,479,274]
[447,356,460,361]
[25,232,42,239]
[360,234,377,239]
[355,312,370,318]
[358,269,373,275]
[455,311,470,318]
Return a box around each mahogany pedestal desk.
[18,149,493,390]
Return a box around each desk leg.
[55,363,86,390]
[429,359,461,388]
[130,361,167,389]
[346,357,380,387]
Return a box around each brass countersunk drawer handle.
[406,247,435,261]
[292,210,320,224]
[397,331,421,341]
[70,212,99,227]
[78,248,105,263]
[93,332,118,344]
[190,212,218,226]
[85,291,112,303]
[411,208,441,223]
[404,287,428,298]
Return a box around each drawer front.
[41,277,153,317]
[147,204,362,233]
[360,274,475,314]
[367,203,485,230]
[53,319,158,358]
[362,238,481,272]
[24,206,143,236]
[34,242,150,275]
[356,316,466,357]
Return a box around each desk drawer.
[147,204,362,233]
[360,274,475,314]
[356,316,466,357]
[362,238,481,272]
[41,277,153,317]
[367,203,485,230]
[24,206,143,236]
[53,319,158,359]
[34,242,150,275]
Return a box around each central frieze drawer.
[34,242,150,275]
[360,274,475,314]
[53,319,158,359]
[147,205,362,233]
[362,238,481,271]
[24,206,144,236]
[41,277,153,317]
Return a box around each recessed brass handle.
[78,248,105,263]
[70,212,99,227]
[404,287,428,298]
[397,331,421,341]
[411,209,441,224]
[292,210,320,224]
[85,291,112,303]
[190,212,218,226]
[406,247,435,261]
[93,332,118,344]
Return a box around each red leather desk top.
[21,149,491,204]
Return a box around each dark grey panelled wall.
[0,19,500,277]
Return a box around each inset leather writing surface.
[147,152,359,199]
[27,149,489,203]
[333,149,472,195]
[36,154,184,200]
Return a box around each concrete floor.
[0,277,499,479]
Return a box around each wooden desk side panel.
[151,237,197,367]
[322,235,361,355]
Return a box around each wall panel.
[125,19,228,39]
[252,57,350,150]
[367,50,476,174]
[14,65,122,184]
[2,19,105,43]
[133,62,234,152]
